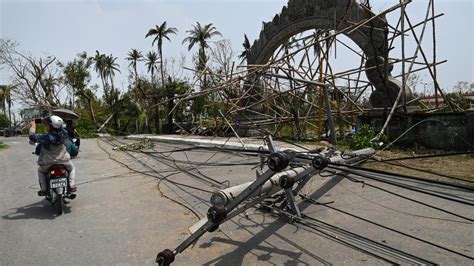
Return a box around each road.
[0,136,190,265]
[1,135,472,265]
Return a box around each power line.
[329,164,474,206]
[331,162,474,191]
[340,173,473,222]
[300,194,474,260]
[261,203,436,265]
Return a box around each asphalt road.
[0,136,190,265]
[1,136,472,265]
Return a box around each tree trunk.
[134,67,140,93]
[167,96,173,133]
[100,73,109,102]
[159,49,165,88]
[144,115,149,133]
[155,103,161,134]
[160,50,166,134]
[7,101,12,127]
[85,96,98,128]
[110,77,119,132]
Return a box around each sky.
[0,0,473,106]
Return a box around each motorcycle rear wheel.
[56,194,64,215]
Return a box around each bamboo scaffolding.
[167,0,446,142]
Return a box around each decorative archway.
[246,0,413,107]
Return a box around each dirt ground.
[364,150,474,183]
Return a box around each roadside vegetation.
[0,21,228,138]
[363,150,474,183]
[0,23,472,143]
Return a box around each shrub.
[0,114,9,128]
[350,124,387,150]
[75,118,98,139]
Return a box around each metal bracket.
[284,188,301,217]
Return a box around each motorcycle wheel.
[56,194,64,215]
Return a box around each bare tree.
[209,39,235,80]
[453,81,472,94]
[0,39,65,110]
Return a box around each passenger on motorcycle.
[29,115,77,196]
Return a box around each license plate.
[50,178,67,189]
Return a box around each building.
[420,92,474,109]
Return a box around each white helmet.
[46,115,65,129]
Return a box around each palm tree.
[1,85,13,126]
[239,34,251,63]
[104,54,121,131]
[126,49,144,101]
[0,85,13,126]
[182,22,221,89]
[145,22,178,88]
[103,54,120,94]
[145,51,161,133]
[145,51,159,83]
[0,86,6,115]
[126,49,143,81]
[92,51,108,99]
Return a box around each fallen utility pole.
[155,135,374,265]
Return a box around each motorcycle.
[44,164,76,215]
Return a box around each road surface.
[1,136,472,265]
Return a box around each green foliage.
[0,113,9,128]
[145,22,178,57]
[276,123,294,138]
[72,97,114,138]
[444,92,469,112]
[115,139,154,151]
[75,117,98,138]
[0,141,6,149]
[350,124,387,150]
[115,92,141,134]
[35,123,47,134]
[191,93,208,117]
[164,78,190,131]
[62,52,92,93]
[183,22,222,90]
[145,51,159,79]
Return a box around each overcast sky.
[1,0,473,96]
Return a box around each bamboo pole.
[431,0,439,108]
[401,0,407,113]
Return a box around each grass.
[0,141,7,150]
[288,138,473,185]
[362,150,474,183]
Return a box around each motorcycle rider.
[65,119,81,150]
[29,115,77,196]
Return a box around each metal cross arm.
[156,151,291,265]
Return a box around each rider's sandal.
[37,190,47,196]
